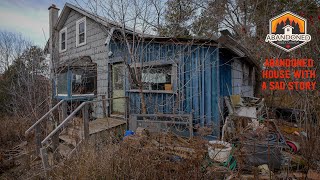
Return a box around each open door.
[112,63,125,114]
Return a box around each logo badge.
[265,11,311,52]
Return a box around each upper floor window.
[76,17,86,46]
[59,27,67,52]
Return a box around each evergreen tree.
[159,0,195,37]
[285,18,290,25]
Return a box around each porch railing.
[26,96,129,170]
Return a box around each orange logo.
[265,11,311,52]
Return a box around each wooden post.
[35,124,41,156]
[125,97,128,130]
[40,147,50,170]
[189,114,193,138]
[102,95,106,118]
[82,103,89,140]
[52,132,59,161]
[62,101,68,120]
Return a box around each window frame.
[59,27,67,52]
[76,17,86,47]
[128,62,177,93]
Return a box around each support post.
[125,97,128,130]
[102,95,106,118]
[35,124,41,156]
[40,147,50,170]
[82,103,89,140]
[189,114,193,138]
[62,101,68,120]
[52,132,59,161]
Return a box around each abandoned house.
[45,3,260,135]
[24,3,261,168]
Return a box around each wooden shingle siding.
[57,9,110,118]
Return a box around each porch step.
[57,143,73,158]
[65,126,82,138]
[110,114,125,120]
[59,134,77,147]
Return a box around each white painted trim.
[72,94,95,96]
[76,17,86,47]
[57,94,68,96]
[59,27,67,52]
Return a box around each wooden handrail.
[25,100,65,135]
[41,96,129,145]
[41,101,87,145]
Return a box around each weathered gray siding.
[57,9,110,117]
[231,59,254,96]
[58,10,108,95]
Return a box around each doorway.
[111,63,125,114]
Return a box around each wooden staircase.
[25,97,129,171]
[57,123,82,159]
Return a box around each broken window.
[56,72,68,95]
[71,68,96,95]
[130,65,173,91]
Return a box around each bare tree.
[0,31,32,73]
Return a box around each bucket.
[208,140,232,162]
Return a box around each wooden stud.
[40,147,49,170]
[102,95,106,118]
[82,103,90,140]
[62,101,68,120]
[35,124,41,156]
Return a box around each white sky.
[0,0,68,47]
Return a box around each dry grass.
[0,116,30,149]
[49,133,231,179]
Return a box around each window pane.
[57,73,68,94]
[79,22,85,33]
[130,65,172,91]
[79,33,85,44]
[61,42,65,50]
[61,32,65,41]
[72,69,96,94]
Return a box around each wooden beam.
[35,124,41,156]
[82,104,89,140]
[40,147,49,170]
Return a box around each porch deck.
[89,117,126,134]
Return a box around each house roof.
[47,3,260,70]
[218,35,261,70]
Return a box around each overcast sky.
[0,0,69,47]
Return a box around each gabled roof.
[55,3,135,33]
[48,3,259,71]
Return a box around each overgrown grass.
[49,134,227,179]
[0,116,30,149]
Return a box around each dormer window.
[76,17,86,46]
[59,27,67,52]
